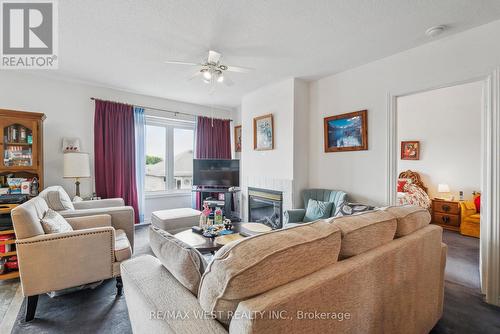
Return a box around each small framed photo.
[253,114,274,151]
[324,110,368,152]
[401,141,420,160]
[234,125,242,152]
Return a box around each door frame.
[386,68,500,306]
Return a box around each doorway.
[386,68,500,307]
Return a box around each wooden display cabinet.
[0,204,19,280]
[0,109,45,190]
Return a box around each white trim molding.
[481,68,500,306]
[386,70,500,306]
[386,92,398,206]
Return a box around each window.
[145,117,194,193]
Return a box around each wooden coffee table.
[174,223,271,254]
[174,223,244,253]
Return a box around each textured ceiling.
[36,0,500,107]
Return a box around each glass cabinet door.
[2,121,36,168]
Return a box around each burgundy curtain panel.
[195,116,232,209]
[94,100,139,223]
[195,116,232,159]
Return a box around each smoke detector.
[425,25,446,37]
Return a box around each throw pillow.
[335,202,375,217]
[397,180,406,192]
[149,226,207,295]
[303,199,334,222]
[474,195,481,213]
[40,209,74,234]
[39,186,75,211]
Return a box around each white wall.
[309,19,500,205]
[239,78,309,220]
[397,81,482,200]
[241,78,295,181]
[0,72,234,222]
[293,79,310,207]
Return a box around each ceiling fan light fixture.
[203,71,212,80]
[217,74,224,83]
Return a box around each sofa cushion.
[40,209,74,234]
[331,210,397,259]
[39,186,75,211]
[304,199,334,222]
[114,229,132,262]
[464,213,480,224]
[11,197,48,239]
[149,226,206,295]
[198,220,341,324]
[383,205,431,237]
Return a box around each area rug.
[10,225,151,334]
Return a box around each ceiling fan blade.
[187,71,202,81]
[225,65,254,73]
[223,75,234,87]
[208,50,222,64]
[164,60,201,66]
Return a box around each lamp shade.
[63,153,90,178]
[437,184,450,193]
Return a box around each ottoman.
[151,208,201,234]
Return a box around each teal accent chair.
[284,189,347,226]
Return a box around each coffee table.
[174,222,271,254]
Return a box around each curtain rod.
[90,97,233,122]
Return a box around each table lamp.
[437,184,451,200]
[63,152,90,198]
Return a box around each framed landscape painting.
[401,141,420,160]
[253,114,274,151]
[324,110,368,152]
[234,125,242,152]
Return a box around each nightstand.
[431,199,461,231]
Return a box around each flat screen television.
[193,159,239,187]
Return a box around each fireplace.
[248,187,283,229]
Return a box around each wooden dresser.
[431,199,461,231]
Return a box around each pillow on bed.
[397,178,412,192]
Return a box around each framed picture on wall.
[234,125,242,152]
[253,114,274,151]
[323,110,368,152]
[401,141,420,160]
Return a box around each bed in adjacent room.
[397,170,431,209]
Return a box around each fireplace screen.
[248,188,283,229]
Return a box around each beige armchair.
[59,198,135,250]
[11,197,133,322]
[38,186,135,249]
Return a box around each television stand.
[192,186,241,222]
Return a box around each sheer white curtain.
[134,107,145,223]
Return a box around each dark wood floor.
[431,230,500,334]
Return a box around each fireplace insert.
[248,187,283,229]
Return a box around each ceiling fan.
[164,50,253,86]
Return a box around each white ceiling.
[40,0,500,108]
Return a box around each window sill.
[145,191,192,199]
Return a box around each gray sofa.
[121,205,446,334]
